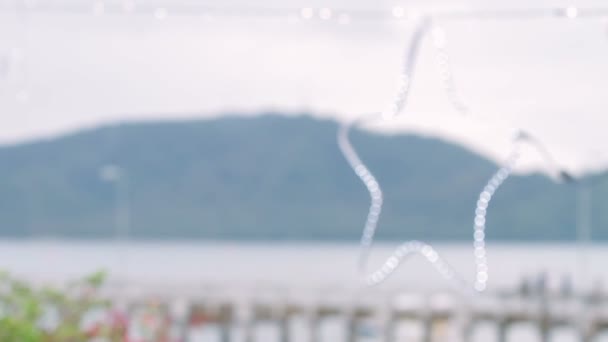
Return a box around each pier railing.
[103,285,608,342]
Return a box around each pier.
[107,285,608,341]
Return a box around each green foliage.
[0,114,605,240]
[0,271,123,342]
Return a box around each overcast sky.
[0,0,607,175]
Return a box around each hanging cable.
[338,15,571,294]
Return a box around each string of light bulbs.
[1,3,608,22]
[338,17,571,294]
[340,123,565,294]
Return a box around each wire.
[339,115,522,294]
[383,16,431,120]
[1,3,607,21]
[337,15,572,294]
[429,23,574,183]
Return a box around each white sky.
[0,0,607,175]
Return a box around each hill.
[0,114,606,240]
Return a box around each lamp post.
[100,164,131,284]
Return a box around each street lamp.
[100,164,131,284]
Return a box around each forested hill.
[0,114,606,240]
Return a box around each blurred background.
[0,0,607,341]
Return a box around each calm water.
[3,240,608,341]
[0,240,604,293]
